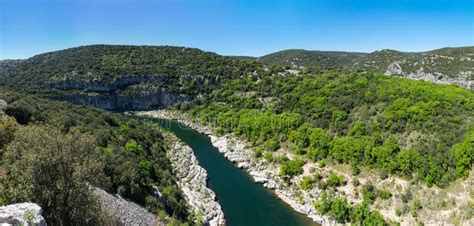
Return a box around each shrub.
[279,158,305,177]
[327,172,346,187]
[377,188,392,200]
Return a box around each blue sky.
[0,0,473,59]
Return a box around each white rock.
[0,202,46,226]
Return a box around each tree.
[314,190,333,214]
[327,172,346,187]
[330,196,350,223]
[279,159,305,177]
[2,125,107,225]
[0,113,16,149]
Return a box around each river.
[153,118,317,226]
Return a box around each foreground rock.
[164,133,226,226]
[135,110,333,225]
[0,99,7,109]
[0,202,46,225]
[93,187,164,226]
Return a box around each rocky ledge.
[135,110,335,226]
[163,132,225,226]
[0,202,47,225]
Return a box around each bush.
[329,196,351,223]
[300,176,316,190]
[2,126,106,224]
[279,158,305,177]
[125,139,143,154]
[377,188,392,200]
[314,190,333,214]
[327,172,346,187]
[253,147,263,158]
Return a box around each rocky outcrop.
[93,187,164,226]
[0,99,7,109]
[163,133,225,226]
[135,110,334,226]
[385,62,473,90]
[57,88,189,110]
[0,202,47,226]
[51,75,170,92]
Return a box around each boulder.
[0,99,7,109]
[0,202,47,226]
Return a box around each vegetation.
[188,71,473,187]
[257,49,366,71]
[3,126,106,224]
[256,47,474,79]
[352,47,474,79]
[313,190,388,224]
[0,90,190,223]
[0,45,272,106]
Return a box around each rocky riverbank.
[134,110,334,225]
[163,131,225,226]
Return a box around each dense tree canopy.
[188,71,474,187]
[0,90,190,223]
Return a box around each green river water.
[154,118,317,226]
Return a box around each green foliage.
[361,182,376,204]
[2,126,106,224]
[314,190,333,214]
[315,189,389,224]
[330,196,351,223]
[351,203,388,226]
[279,158,305,177]
[189,71,474,187]
[125,139,143,154]
[327,172,346,187]
[264,137,280,151]
[0,113,16,149]
[258,49,366,71]
[0,45,268,111]
[377,188,392,200]
[299,173,321,190]
[0,91,190,222]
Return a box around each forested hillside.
[0,45,270,110]
[0,90,190,224]
[182,71,473,224]
[353,47,474,79]
[187,71,473,187]
[257,49,366,70]
[256,47,474,88]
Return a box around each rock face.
[164,133,225,226]
[385,62,473,90]
[58,88,189,110]
[93,187,164,226]
[0,202,47,226]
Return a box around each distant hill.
[0,45,267,110]
[257,49,367,70]
[0,59,23,74]
[255,47,474,89]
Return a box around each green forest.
[0,90,190,224]
[187,71,473,187]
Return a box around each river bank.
[133,110,334,225]
[162,131,226,226]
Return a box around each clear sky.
[0,0,473,59]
